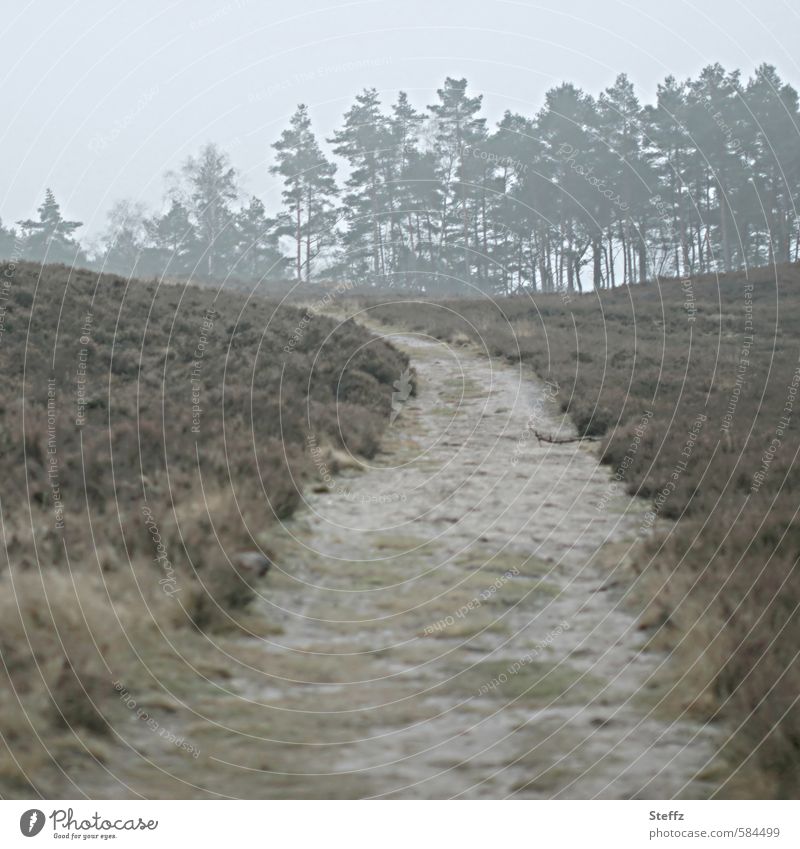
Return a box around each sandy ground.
[58,330,720,799]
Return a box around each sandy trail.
[64,331,718,799]
[224,331,717,799]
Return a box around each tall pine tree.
[271,105,338,282]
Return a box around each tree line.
[2,62,799,294]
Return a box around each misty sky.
[2,0,798,239]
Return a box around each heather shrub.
[0,261,409,795]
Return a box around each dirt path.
[66,331,719,799]
[233,331,720,799]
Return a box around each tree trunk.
[305,189,312,283]
[296,200,302,282]
[638,231,647,284]
[592,236,603,289]
[608,232,616,288]
[620,226,628,285]
[719,185,732,273]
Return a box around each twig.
[534,429,603,444]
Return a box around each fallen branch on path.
[534,428,603,444]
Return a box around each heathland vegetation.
[366,261,800,797]
[1,64,799,292]
[2,60,799,799]
[0,260,409,794]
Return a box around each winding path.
[65,329,718,799]
[240,331,718,799]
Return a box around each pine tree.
[271,105,338,282]
[180,143,239,278]
[686,65,744,273]
[0,218,18,259]
[18,189,83,263]
[145,199,199,277]
[330,89,395,281]
[5,66,800,290]
[643,75,693,277]
[385,92,426,279]
[536,84,599,293]
[233,196,286,280]
[741,65,800,265]
[597,74,653,284]
[483,111,538,292]
[398,147,441,287]
[428,78,487,288]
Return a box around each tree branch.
[534,428,603,444]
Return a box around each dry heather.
[365,263,800,798]
[0,261,410,796]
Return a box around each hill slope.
[0,261,409,795]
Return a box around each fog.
[5,0,800,811]
[2,0,796,236]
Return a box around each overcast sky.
[2,0,798,237]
